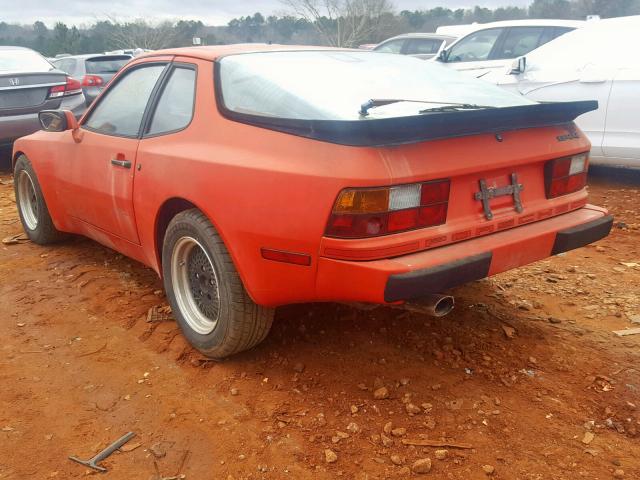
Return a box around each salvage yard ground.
[0,172,639,479]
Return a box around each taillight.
[326,179,450,238]
[544,153,589,198]
[48,76,82,99]
[81,75,104,87]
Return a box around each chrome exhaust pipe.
[403,294,455,317]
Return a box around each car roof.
[380,33,456,42]
[53,53,133,60]
[138,44,346,62]
[467,19,585,28]
[437,18,585,37]
[0,46,35,51]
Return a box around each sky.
[0,0,532,27]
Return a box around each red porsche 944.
[12,45,612,357]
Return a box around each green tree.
[529,0,573,18]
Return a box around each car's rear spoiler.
[219,100,598,147]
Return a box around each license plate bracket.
[474,173,524,220]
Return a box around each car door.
[60,61,169,243]
[602,66,640,163]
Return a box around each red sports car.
[12,45,612,358]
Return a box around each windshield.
[86,56,131,74]
[218,50,535,121]
[0,49,53,73]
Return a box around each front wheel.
[162,209,274,358]
[13,154,65,245]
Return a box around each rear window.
[0,49,53,73]
[86,56,131,74]
[218,51,534,121]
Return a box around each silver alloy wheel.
[16,170,39,231]
[170,236,221,335]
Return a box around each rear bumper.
[314,205,612,303]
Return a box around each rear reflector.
[326,179,450,238]
[545,153,589,198]
[261,248,311,266]
[48,76,82,99]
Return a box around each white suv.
[434,19,585,78]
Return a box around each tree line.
[0,0,638,56]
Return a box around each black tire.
[162,209,274,358]
[13,154,66,245]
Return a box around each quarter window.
[446,28,503,63]
[84,64,165,137]
[374,39,405,54]
[147,67,196,135]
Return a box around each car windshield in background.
[0,49,53,72]
[86,56,131,74]
[218,51,535,121]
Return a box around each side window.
[446,28,503,63]
[374,39,405,54]
[147,66,196,136]
[84,64,165,137]
[538,26,574,48]
[406,39,443,55]
[493,27,545,59]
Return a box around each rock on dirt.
[373,387,389,399]
[434,449,448,460]
[482,464,495,475]
[582,431,595,445]
[411,458,432,474]
[324,449,338,464]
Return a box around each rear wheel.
[162,209,274,358]
[14,155,65,244]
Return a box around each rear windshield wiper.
[359,98,494,116]
[419,104,495,114]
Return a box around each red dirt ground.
[0,173,638,479]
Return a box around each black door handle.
[111,159,131,168]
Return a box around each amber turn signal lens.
[333,188,389,214]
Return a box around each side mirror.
[510,56,526,75]
[38,110,79,132]
[437,49,448,62]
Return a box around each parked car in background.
[52,54,132,106]
[488,16,640,169]
[12,45,611,358]
[0,46,85,169]
[434,19,585,77]
[373,33,456,59]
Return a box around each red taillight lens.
[81,75,104,87]
[325,179,450,238]
[545,153,589,198]
[48,76,82,99]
